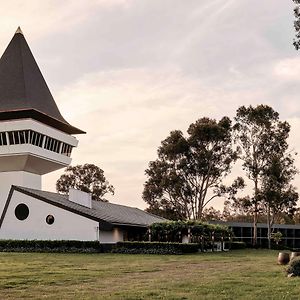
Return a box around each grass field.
[0,249,298,299]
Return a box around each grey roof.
[0,29,84,134]
[12,186,166,227]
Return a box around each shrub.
[112,241,199,255]
[0,240,101,253]
[224,241,247,250]
[287,257,300,276]
[149,221,232,249]
[271,232,283,245]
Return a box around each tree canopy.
[233,105,292,245]
[143,117,243,220]
[261,154,298,248]
[293,0,300,50]
[56,164,114,201]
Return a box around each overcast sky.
[0,0,298,210]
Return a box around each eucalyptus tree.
[56,163,114,201]
[234,105,290,245]
[261,155,298,249]
[293,0,300,49]
[143,117,243,220]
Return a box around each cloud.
[43,65,270,208]
[0,0,297,210]
[273,57,300,81]
[0,0,132,45]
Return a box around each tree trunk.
[253,204,258,247]
[267,203,271,250]
[253,180,258,246]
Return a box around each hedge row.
[149,221,232,244]
[0,240,101,253]
[112,241,200,255]
[0,240,245,254]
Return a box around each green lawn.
[0,249,297,299]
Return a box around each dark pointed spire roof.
[0,27,85,134]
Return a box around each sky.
[0,0,298,210]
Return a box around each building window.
[46,215,55,225]
[0,132,7,146]
[15,203,29,220]
[44,136,61,153]
[7,130,30,145]
[8,131,16,145]
[1,130,73,157]
[29,130,43,147]
[19,130,27,144]
[61,143,72,157]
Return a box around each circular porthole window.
[46,215,55,225]
[15,203,29,221]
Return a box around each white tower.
[0,27,85,212]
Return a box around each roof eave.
[0,109,85,134]
[111,222,162,228]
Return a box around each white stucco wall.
[0,144,71,166]
[0,171,41,216]
[0,191,99,241]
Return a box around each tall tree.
[202,206,222,221]
[261,155,298,249]
[293,0,300,50]
[222,197,258,223]
[56,164,114,201]
[143,117,243,220]
[234,105,290,245]
[145,204,184,221]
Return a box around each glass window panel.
[61,143,66,155]
[8,132,14,145]
[30,131,35,144]
[37,133,41,147]
[19,131,25,144]
[54,140,59,152]
[56,141,61,153]
[34,132,38,146]
[25,130,29,143]
[14,131,20,144]
[49,138,53,150]
[2,132,7,145]
[44,136,48,149]
[51,140,55,152]
[38,133,43,147]
[46,137,51,150]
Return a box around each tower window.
[7,130,30,145]
[0,132,7,146]
[61,143,73,157]
[30,131,43,147]
[19,131,27,144]
[15,203,29,221]
[1,130,73,156]
[44,136,61,153]
[8,131,15,144]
